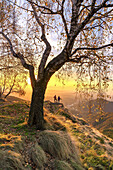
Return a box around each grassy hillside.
[72,98,113,139]
[0,99,113,169]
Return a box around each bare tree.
[0,0,113,129]
[0,68,27,98]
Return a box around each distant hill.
[69,98,113,139]
[0,97,113,169]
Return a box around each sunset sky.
[10,73,113,107]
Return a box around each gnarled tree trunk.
[28,79,47,130]
[28,50,67,129]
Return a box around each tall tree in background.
[0,0,113,129]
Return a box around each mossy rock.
[30,143,47,169]
[0,150,25,170]
[53,160,73,170]
[38,130,80,162]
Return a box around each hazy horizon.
[9,83,113,109]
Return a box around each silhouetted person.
[58,96,61,103]
[54,95,57,102]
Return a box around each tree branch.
[68,55,89,63]
[71,43,113,57]
[7,0,33,12]
[76,0,110,34]
[60,0,69,37]
[28,0,51,79]
[0,65,19,71]
[27,0,60,14]
[70,0,82,34]
[0,31,36,88]
[0,32,17,58]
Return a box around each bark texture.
[28,79,47,129]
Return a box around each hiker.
[54,95,57,102]
[58,96,61,103]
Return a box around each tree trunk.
[4,83,15,99]
[28,79,47,130]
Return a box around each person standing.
[54,95,57,102]
[58,96,61,103]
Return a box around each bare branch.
[28,0,51,79]
[91,0,96,10]
[0,32,17,58]
[0,31,36,88]
[68,55,89,63]
[7,0,33,12]
[104,3,113,7]
[0,64,20,71]
[71,43,113,57]
[70,0,82,34]
[77,0,110,33]
[60,0,69,37]
[27,0,60,14]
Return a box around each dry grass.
[0,99,113,169]
[30,143,47,169]
[0,150,25,170]
[53,160,73,170]
[38,130,75,160]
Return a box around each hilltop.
[0,98,113,169]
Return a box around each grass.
[103,129,113,139]
[30,143,47,169]
[0,150,25,170]
[0,100,113,169]
[38,130,75,160]
[53,160,73,170]
[94,136,105,144]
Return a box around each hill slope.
[0,98,113,169]
[69,98,113,139]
